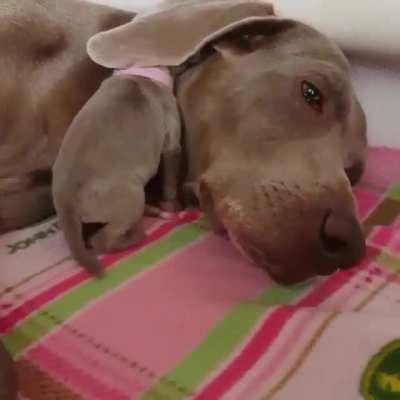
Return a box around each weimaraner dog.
[0,1,367,395]
[87,0,367,284]
[52,72,181,275]
[0,0,367,283]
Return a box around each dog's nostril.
[320,211,348,254]
[320,209,366,269]
[345,161,364,186]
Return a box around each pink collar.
[114,66,173,89]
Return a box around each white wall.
[350,60,400,148]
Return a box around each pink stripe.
[27,345,129,400]
[370,226,395,247]
[0,212,200,333]
[252,311,316,378]
[195,265,363,400]
[353,188,383,219]
[370,226,400,255]
[36,232,270,396]
[393,238,400,253]
[363,147,400,189]
[236,274,361,400]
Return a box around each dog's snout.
[320,208,366,270]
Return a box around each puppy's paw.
[90,233,109,254]
[145,205,164,217]
[182,182,200,208]
[145,204,175,220]
[160,199,182,213]
[91,224,147,253]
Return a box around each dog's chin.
[225,229,322,285]
[316,263,339,277]
[225,229,300,284]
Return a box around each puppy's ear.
[87,1,277,68]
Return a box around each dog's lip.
[225,230,340,282]
[226,231,287,278]
[316,261,338,276]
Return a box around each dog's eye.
[301,81,323,113]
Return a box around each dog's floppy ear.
[87,0,277,68]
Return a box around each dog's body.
[0,0,134,234]
[52,74,181,274]
[0,0,367,282]
[88,0,367,284]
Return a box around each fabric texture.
[1,146,400,399]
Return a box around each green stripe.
[4,220,207,357]
[376,252,400,272]
[142,283,308,400]
[388,183,400,200]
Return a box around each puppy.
[52,71,181,275]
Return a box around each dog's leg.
[161,148,181,203]
[144,204,174,219]
[90,187,146,253]
[91,221,146,253]
[182,181,200,208]
[161,148,182,212]
[159,84,182,212]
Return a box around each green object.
[361,339,400,400]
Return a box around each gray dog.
[0,0,369,395]
[52,73,181,275]
[0,0,367,284]
[87,0,367,284]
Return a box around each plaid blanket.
[1,147,399,400]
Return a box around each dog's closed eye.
[301,81,324,113]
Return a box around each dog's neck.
[114,66,174,88]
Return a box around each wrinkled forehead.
[263,21,350,73]
[235,52,350,90]
[200,21,352,95]
[220,20,351,78]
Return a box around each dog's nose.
[320,208,366,269]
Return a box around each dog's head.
[88,0,367,284]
